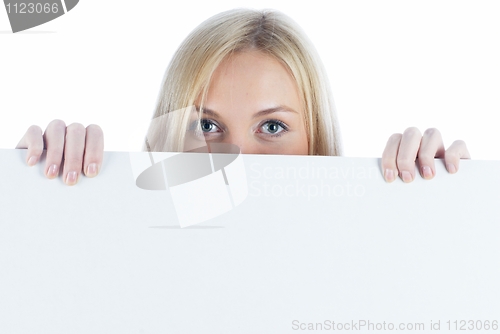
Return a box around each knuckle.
[25,126,43,150]
[30,146,44,156]
[381,149,396,161]
[86,124,104,137]
[397,157,415,167]
[48,150,64,161]
[417,153,434,162]
[452,139,467,147]
[44,120,65,137]
[67,122,85,129]
[382,160,397,170]
[445,151,460,160]
[403,127,421,137]
[48,119,66,129]
[64,157,83,166]
[423,127,441,137]
[27,124,42,134]
[388,133,402,143]
[66,123,86,136]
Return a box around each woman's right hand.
[16,120,104,186]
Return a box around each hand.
[381,127,470,183]
[16,120,104,186]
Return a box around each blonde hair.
[144,8,343,156]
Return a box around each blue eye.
[260,120,289,137]
[188,119,221,137]
[200,119,218,132]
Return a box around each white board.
[0,149,499,333]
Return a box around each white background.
[1,0,499,159]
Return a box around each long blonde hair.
[144,8,343,156]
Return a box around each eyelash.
[189,119,289,138]
[259,119,289,137]
[188,119,222,136]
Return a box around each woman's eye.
[187,119,222,140]
[191,119,220,134]
[200,119,217,132]
[260,120,288,136]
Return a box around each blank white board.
[0,149,499,333]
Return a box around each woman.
[16,8,470,185]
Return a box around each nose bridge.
[224,132,256,154]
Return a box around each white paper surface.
[0,149,499,333]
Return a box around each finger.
[83,124,104,178]
[62,123,86,186]
[43,119,66,179]
[416,128,445,180]
[16,125,44,166]
[396,127,422,183]
[444,140,471,174]
[381,133,402,182]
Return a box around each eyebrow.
[195,105,299,119]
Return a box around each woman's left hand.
[381,127,471,183]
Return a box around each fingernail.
[384,169,395,182]
[86,163,98,177]
[421,166,433,179]
[47,164,58,178]
[66,171,78,185]
[401,171,413,183]
[27,156,37,166]
[447,163,457,174]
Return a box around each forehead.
[201,50,303,116]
